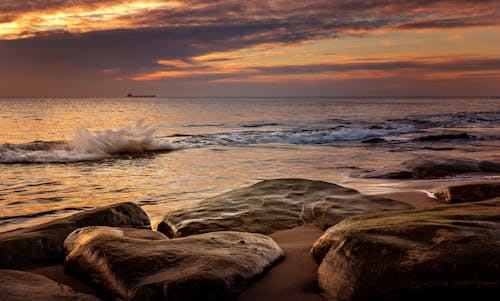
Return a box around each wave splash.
[73,122,172,155]
[171,125,421,148]
[0,122,174,164]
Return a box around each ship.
[127,93,156,97]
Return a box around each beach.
[1,176,498,300]
[2,0,500,298]
[0,97,499,300]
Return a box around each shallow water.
[0,97,499,231]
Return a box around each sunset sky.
[0,0,499,97]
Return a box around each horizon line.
[1,95,500,99]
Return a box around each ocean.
[0,97,499,231]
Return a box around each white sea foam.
[172,126,420,148]
[73,122,173,155]
[0,122,439,163]
[0,122,174,163]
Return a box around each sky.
[0,0,499,97]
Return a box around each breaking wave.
[5,111,494,164]
[0,122,174,164]
[171,126,421,148]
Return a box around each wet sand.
[236,225,326,301]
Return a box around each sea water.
[0,97,499,231]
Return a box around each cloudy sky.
[0,0,499,97]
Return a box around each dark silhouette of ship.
[127,93,156,97]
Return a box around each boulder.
[0,202,150,269]
[64,226,284,301]
[415,132,471,142]
[157,179,414,238]
[0,269,100,301]
[63,226,168,252]
[311,198,500,300]
[434,183,500,204]
[366,157,500,179]
[361,137,386,143]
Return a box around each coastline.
[1,175,497,300]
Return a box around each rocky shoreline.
[1,170,499,300]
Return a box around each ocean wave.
[171,126,421,147]
[388,111,500,129]
[0,122,174,164]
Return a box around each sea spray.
[73,122,173,155]
[0,122,174,163]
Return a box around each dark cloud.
[0,0,499,96]
[255,58,500,75]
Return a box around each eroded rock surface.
[414,132,471,142]
[158,179,414,238]
[365,157,500,179]
[0,269,100,301]
[312,198,500,300]
[64,226,284,301]
[0,202,150,269]
[434,182,500,204]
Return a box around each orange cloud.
[0,1,181,39]
[210,70,397,84]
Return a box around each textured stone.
[434,183,500,204]
[0,202,150,269]
[64,226,284,301]
[158,179,414,238]
[0,269,100,301]
[311,198,500,300]
[365,157,500,179]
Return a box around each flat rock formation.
[157,179,414,238]
[366,157,500,179]
[414,132,471,142]
[64,226,284,301]
[0,202,150,269]
[0,269,100,301]
[434,182,500,204]
[311,198,500,300]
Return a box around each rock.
[434,183,500,204]
[63,226,168,252]
[311,199,500,300]
[0,269,101,301]
[0,202,150,269]
[157,179,414,238]
[361,137,386,143]
[64,226,284,301]
[366,157,500,179]
[415,132,471,142]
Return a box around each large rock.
[311,198,500,300]
[414,132,471,142]
[366,157,500,179]
[0,269,100,301]
[158,179,414,238]
[0,202,150,269]
[64,226,284,301]
[434,182,500,204]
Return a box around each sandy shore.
[378,190,439,209]
[236,225,325,301]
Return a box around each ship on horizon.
[127,93,156,97]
